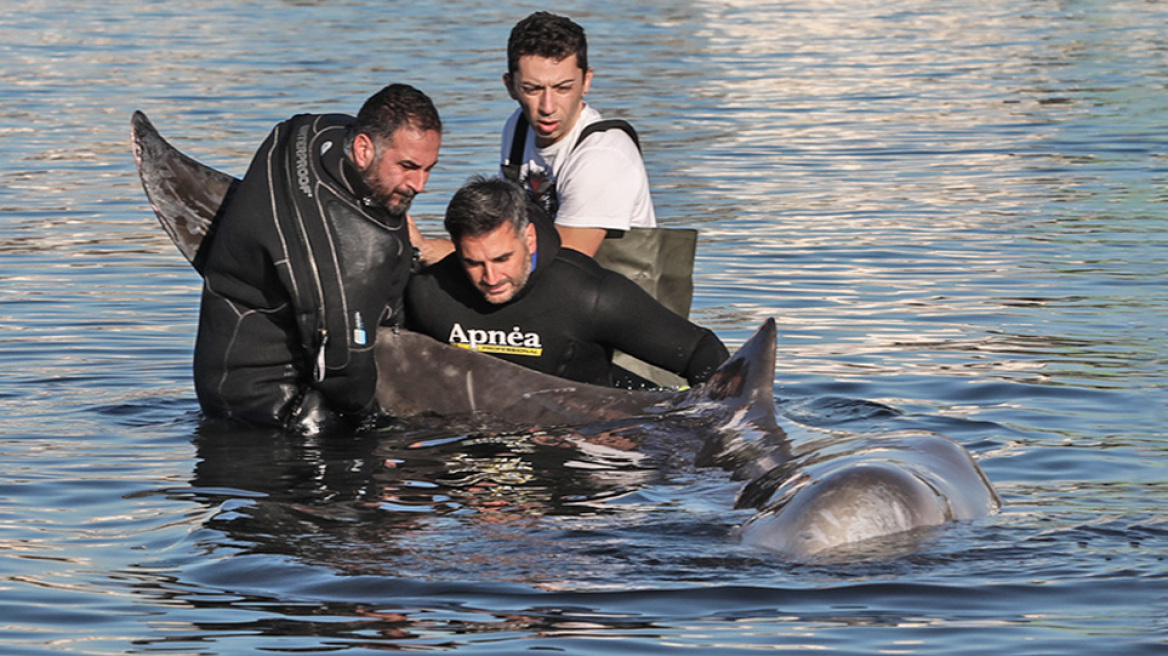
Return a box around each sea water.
[1,0,1165,653]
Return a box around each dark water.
[2,0,1166,653]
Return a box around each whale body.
[131,110,999,559]
[375,322,999,559]
[735,431,999,557]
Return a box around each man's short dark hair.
[507,12,588,76]
[444,175,531,243]
[353,83,442,146]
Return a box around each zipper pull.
[314,329,329,383]
[353,311,366,345]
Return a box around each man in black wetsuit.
[194,84,441,434]
[404,176,727,388]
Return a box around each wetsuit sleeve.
[591,270,728,385]
[682,331,731,385]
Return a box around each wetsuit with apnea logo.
[403,212,727,388]
[194,113,411,431]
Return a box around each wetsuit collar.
[337,139,406,226]
[339,149,375,204]
[527,209,559,276]
[505,208,559,304]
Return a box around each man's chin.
[380,196,412,219]
[481,288,515,305]
[393,195,415,211]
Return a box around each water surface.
[1,0,1165,653]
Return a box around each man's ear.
[503,72,518,101]
[523,221,537,252]
[582,67,594,96]
[352,133,376,169]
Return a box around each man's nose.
[406,169,429,193]
[538,90,555,115]
[481,262,503,286]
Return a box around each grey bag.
[595,227,699,388]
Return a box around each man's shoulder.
[568,111,642,162]
[409,255,461,286]
[404,256,486,320]
[280,113,353,129]
[556,123,649,201]
[554,246,602,268]
[500,109,519,143]
[405,257,460,306]
[267,114,353,151]
[503,108,524,132]
[548,249,621,287]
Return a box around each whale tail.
[131,110,238,272]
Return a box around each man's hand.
[407,214,454,266]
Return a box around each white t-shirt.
[500,105,656,231]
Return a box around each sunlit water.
[2,0,1166,653]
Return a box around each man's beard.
[480,252,533,305]
[361,164,414,218]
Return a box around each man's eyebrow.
[523,78,577,89]
[398,157,439,171]
[463,251,514,264]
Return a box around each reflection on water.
[188,424,670,584]
[182,373,798,586]
[1,0,1166,652]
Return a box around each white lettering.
[295,125,313,198]
[467,330,489,348]
[508,327,525,347]
[448,323,467,344]
[446,322,543,357]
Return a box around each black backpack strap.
[574,119,641,153]
[501,113,529,183]
[506,116,642,183]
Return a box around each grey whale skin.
[132,110,999,559]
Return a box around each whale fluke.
[131,110,238,272]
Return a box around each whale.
[374,322,999,559]
[131,110,999,559]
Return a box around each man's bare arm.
[408,215,455,266]
[556,225,607,257]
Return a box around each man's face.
[457,221,537,304]
[356,125,441,216]
[505,54,593,148]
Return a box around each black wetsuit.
[193,113,411,431]
[404,215,727,387]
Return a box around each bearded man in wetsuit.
[404,176,727,388]
[194,84,441,434]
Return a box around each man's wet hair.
[444,175,531,243]
[507,12,588,76]
[352,83,442,147]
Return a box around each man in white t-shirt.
[409,11,657,264]
[497,11,656,257]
